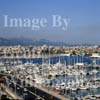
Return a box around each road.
[0,73,70,100]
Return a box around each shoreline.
[0,54,71,59]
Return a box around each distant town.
[0,45,100,58]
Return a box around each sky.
[0,0,100,44]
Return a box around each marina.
[0,55,100,100]
[0,0,99,100]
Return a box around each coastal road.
[0,73,70,100]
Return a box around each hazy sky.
[0,0,100,44]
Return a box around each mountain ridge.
[0,37,94,46]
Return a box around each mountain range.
[0,37,94,46]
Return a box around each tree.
[72,51,76,55]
